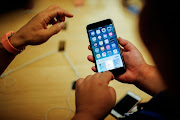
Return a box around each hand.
[88,38,167,95]
[73,72,116,120]
[9,5,73,49]
[88,37,147,84]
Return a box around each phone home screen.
[88,24,123,73]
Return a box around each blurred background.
[0,0,153,120]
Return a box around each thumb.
[45,22,64,38]
[108,87,116,104]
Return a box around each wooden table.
[0,0,152,119]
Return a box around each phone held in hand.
[111,91,141,119]
[86,19,126,75]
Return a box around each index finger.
[44,8,73,24]
[46,5,74,18]
[100,71,114,85]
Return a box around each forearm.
[135,64,167,96]
[0,32,25,76]
[0,41,15,76]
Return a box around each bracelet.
[1,31,24,55]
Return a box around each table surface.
[0,0,153,120]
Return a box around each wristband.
[1,31,24,55]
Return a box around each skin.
[72,71,116,120]
[72,1,171,119]
[87,38,167,96]
[1,1,175,120]
[0,5,73,76]
[72,37,167,120]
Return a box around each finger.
[91,66,97,72]
[45,8,73,24]
[47,5,74,18]
[45,22,64,38]
[115,70,134,84]
[108,87,116,104]
[49,18,57,25]
[87,55,95,63]
[85,75,93,80]
[100,71,114,84]
[76,78,84,88]
[63,10,74,18]
[118,37,131,51]
[59,16,65,22]
[88,45,92,51]
[56,14,65,22]
[46,5,60,11]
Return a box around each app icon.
[107,27,111,31]
[98,35,102,40]
[94,42,98,47]
[95,48,99,53]
[100,46,105,51]
[107,51,112,55]
[101,28,106,33]
[103,34,108,39]
[91,31,95,36]
[106,45,110,50]
[104,39,109,44]
[92,37,96,42]
[99,41,103,46]
[109,32,113,37]
[110,38,115,43]
[102,52,106,57]
[112,43,116,48]
[96,30,101,34]
[113,49,118,54]
[96,54,101,58]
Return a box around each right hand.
[73,72,116,120]
[88,37,147,84]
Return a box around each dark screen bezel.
[86,19,126,75]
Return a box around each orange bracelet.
[1,31,23,55]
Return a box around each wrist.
[9,32,26,50]
[135,63,151,85]
[135,64,166,95]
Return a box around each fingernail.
[58,22,65,29]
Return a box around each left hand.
[9,5,73,49]
[73,71,116,120]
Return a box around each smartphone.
[111,91,141,118]
[86,19,126,75]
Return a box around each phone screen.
[87,20,124,73]
[113,94,139,116]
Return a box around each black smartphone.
[111,91,141,118]
[86,19,126,75]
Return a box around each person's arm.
[135,63,166,96]
[88,37,167,96]
[72,71,116,120]
[0,41,16,75]
[0,5,73,76]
